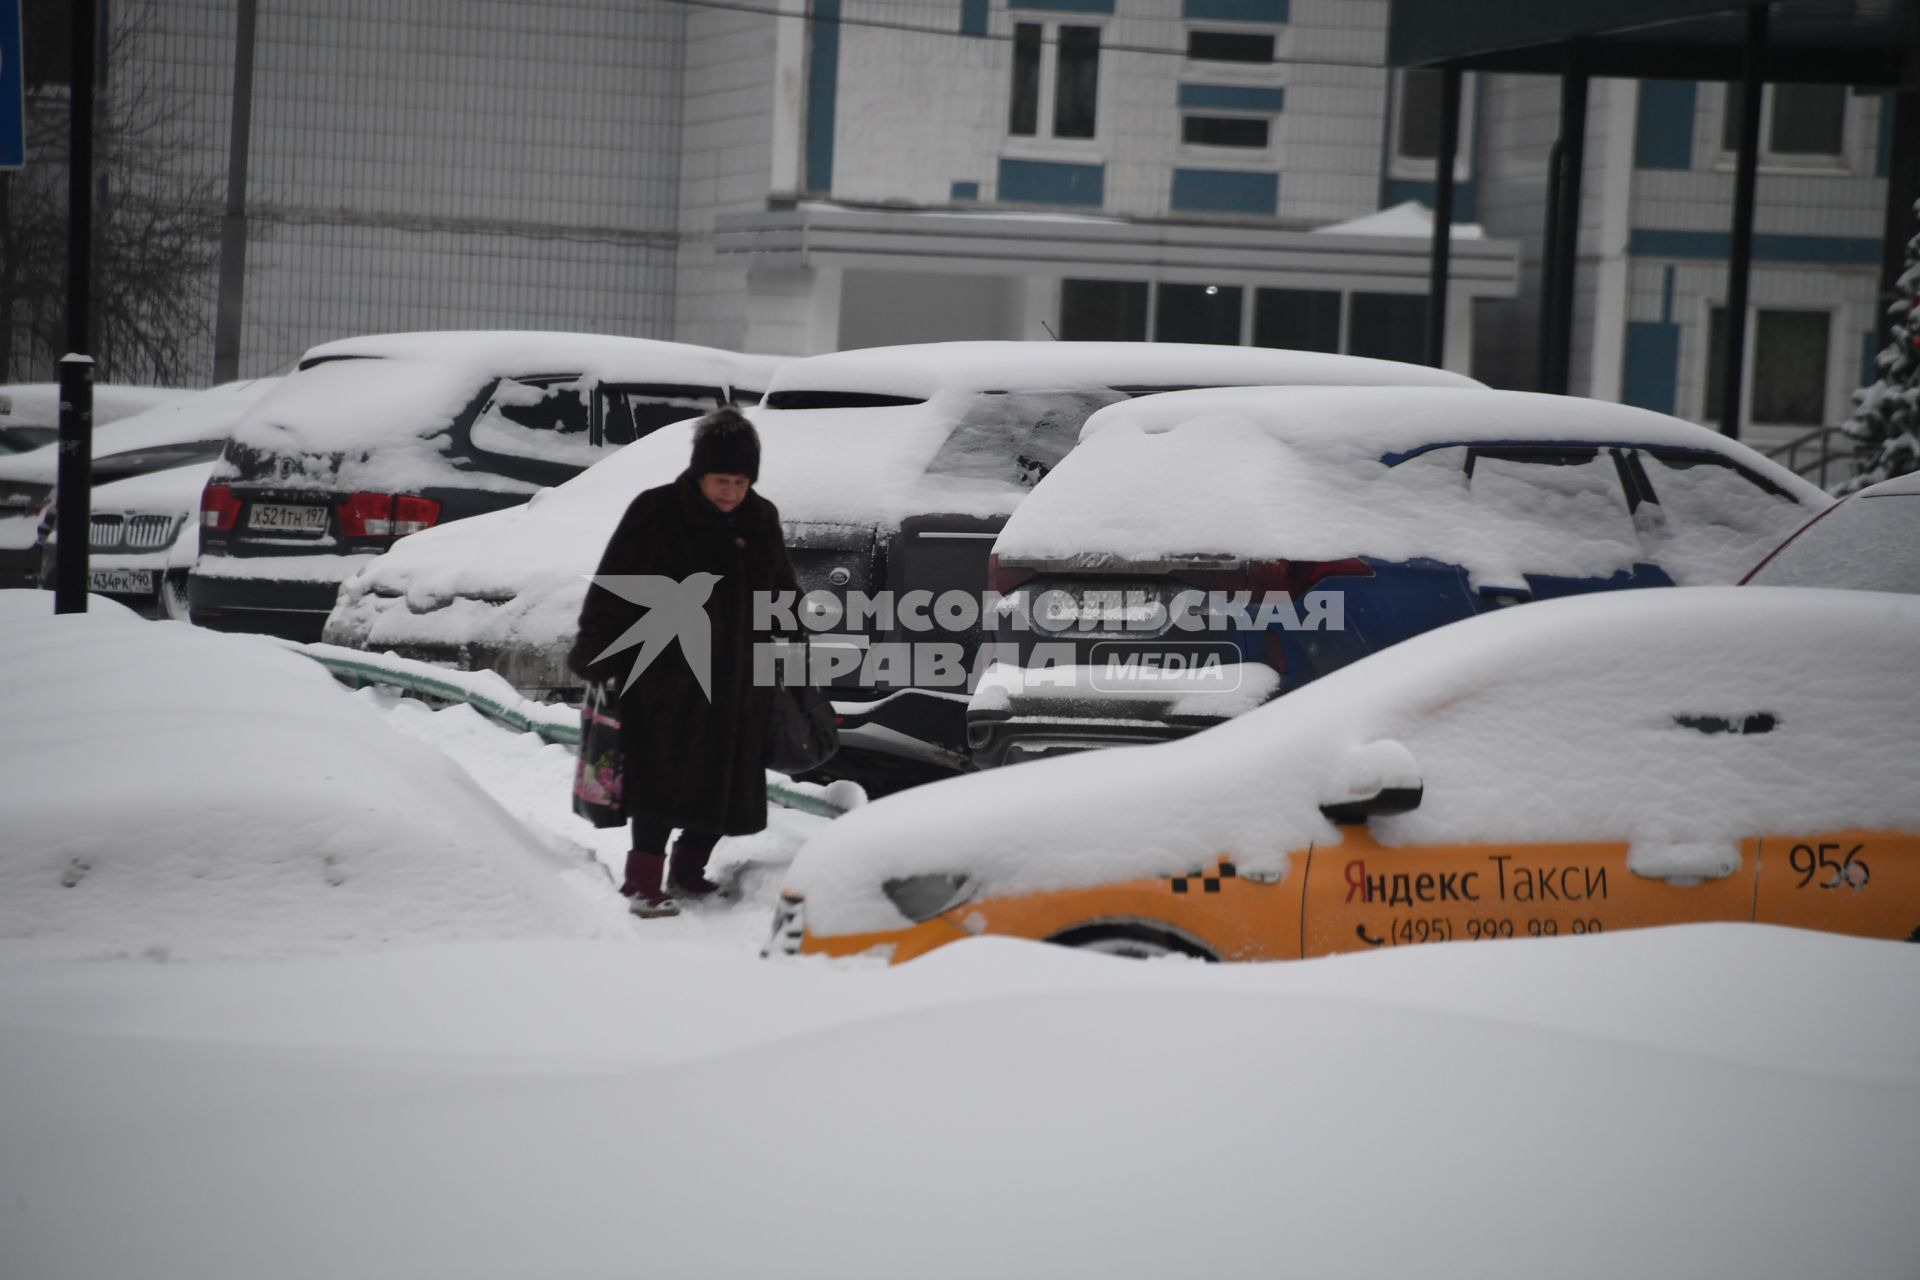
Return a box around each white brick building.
[131,0,1894,456]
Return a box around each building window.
[1347,293,1427,365]
[1389,69,1474,181]
[1182,115,1270,148]
[1061,280,1148,341]
[1720,83,1846,159]
[1155,283,1244,344]
[1254,289,1341,352]
[1187,30,1274,63]
[1706,307,1831,425]
[1010,22,1101,140]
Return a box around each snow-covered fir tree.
[1840,198,1920,492]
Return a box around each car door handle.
[1477,586,1532,607]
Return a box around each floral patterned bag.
[571,679,625,829]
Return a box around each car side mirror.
[1319,739,1423,825]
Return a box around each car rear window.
[923,388,1128,488]
[763,390,927,410]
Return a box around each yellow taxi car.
[768,586,1920,963]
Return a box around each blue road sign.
[0,0,21,169]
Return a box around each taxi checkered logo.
[1169,862,1238,895]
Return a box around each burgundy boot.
[620,850,679,918]
[668,832,723,900]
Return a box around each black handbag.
[766,640,839,775]
[571,679,626,829]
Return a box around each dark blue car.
[967,386,1830,766]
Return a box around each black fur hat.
[688,405,760,482]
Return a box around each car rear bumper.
[966,709,1208,768]
[188,567,353,642]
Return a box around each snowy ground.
[2,595,1918,1279]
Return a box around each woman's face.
[699,472,751,513]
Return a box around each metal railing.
[278,639,850,819]
[1760,426,1858,491]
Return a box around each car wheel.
[159,572,193,622]
[1047,922,1217,961]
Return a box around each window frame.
[1715,82,1852,173]
[1388,68,1476,184]
[1701,304,1838,429]
[1005,17,1107,147]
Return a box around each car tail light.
[338,491,394,537]
[200,483,242,531]
[1247,558,1374,598]
[392,495,441,537]
[988,553,1036,595]
[340,492,441,538]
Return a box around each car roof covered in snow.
[782,585,1920,938]
[0,379,280,486]
[763,341,1483,401]
[297,330,786,390]
[994,385,1829,581]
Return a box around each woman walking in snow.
[569,406,798,917]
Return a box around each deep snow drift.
[1,592,1916,1280]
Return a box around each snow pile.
[0,927,1916,1279]
[994,385,1826,588]
[786,586,1920,936]
[0,591,624,963]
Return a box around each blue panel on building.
[1183,0,1289,22]
[0,0,20,169]
[1171,167,1278,215]
[806,0,840,194]
[1634,81,1696,170]
[1622,322,1682,414]
[999,158,1106,207]
[1381,178,1479,224]
[960,0,989,35]
[1862,329,1882,390]
[1009,0,1116,13]
[1629,229,1884,266]
[1178,83,1287,113]
[951,180,981,201]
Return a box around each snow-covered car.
[770,586,1920,964]
[1741,470,1919,593]
[966,385,1830,767]
[0,382,190,452]
[0,589,623,963]
[0,381,261,588]
[323,341,1481,791]
[187,333,784,640]
[38,458,219,618]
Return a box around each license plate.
[1039,584,1161,630]
[247,502,330,534]
[89,567,154,594]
